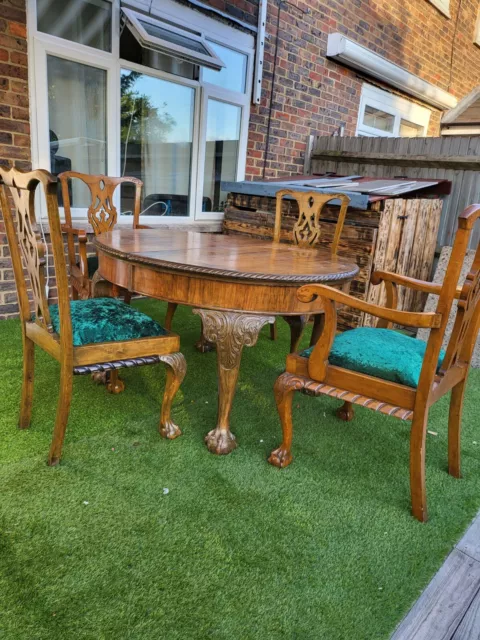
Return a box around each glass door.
[120,69,195,218]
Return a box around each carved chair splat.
[269,204,480,522]
[1,167,186,466]
[272,189,351,351]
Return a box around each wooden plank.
[456,514,480,562]
[310,150,480,169]
[391,549,480,640]
[411,199,443,311]
[364,199,394,326]
[451,586,480,639]
[396,199,420,312]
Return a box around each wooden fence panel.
[308,135,480,250]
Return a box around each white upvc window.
[27,0,254,223]
[356,84,431,138]
[426,0,451,18]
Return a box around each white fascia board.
[327,33,457,110]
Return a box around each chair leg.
[310,314,325,346]
[159,353,187,439]
[410,408,429,522]
[268,372,306,468]
[19,335,35,429]
[283,315,308,353]
[165,302,178,331]
[448,377,467,479]
[106,370,125,394]
[337,401,354,422]
[270,321,278,341]
[48,365,74,466]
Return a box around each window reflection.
[120,70,195,217]
[203,100,241,212]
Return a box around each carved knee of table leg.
[159,352,187,439]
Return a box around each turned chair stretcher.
[269,204,480,522]
[0,167,187,466]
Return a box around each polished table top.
[94,229,359,284]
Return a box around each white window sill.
[427,0,451,18]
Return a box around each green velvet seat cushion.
[50,297,167,347]
[300,327,445,388]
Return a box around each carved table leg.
[193,309,275,454]
[283,315,308,353]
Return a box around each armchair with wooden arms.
[1,167,187,466]
[268,204,480,522]
[270,189,351,351]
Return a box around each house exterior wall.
[0,0,30,319]
[1,0,480,318]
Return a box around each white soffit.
[327,33,458,110]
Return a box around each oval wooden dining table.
[94,229,359,455]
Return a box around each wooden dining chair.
[269,204,480,522]
[271,189,351,351]
[59,171,147,301]
[1,166,187,466]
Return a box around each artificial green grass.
[0,299,479,640]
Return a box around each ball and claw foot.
[92,372,107,385]
[268,447,293,468]
[159,420,182,439]
[336,401,355,422]
[106,376,125,394]
[205,428,237,455]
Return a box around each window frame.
[426,0,451,18]
[27,0,254,223]
[121,8,226,71]
[356,84,431,138]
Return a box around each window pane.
[203,100,241,212]
[47,56,107,207]
[37,0,112,52]
[363,105,395,132]
[203,42,247,93]
[120,25,197,80]
[400,119,424,137]
[120,70,195,217]
[139,19,210,55]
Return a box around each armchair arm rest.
[372,270,463,300]
[298,284,442,329]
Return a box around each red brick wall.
[239,0,480,178]
[0,0,30,319]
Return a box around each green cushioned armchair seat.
[301,327,445,388]
[50,298,167,346]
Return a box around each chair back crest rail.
[0,167,72,343]
[274,189,350,252]
[58,171,143,236]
